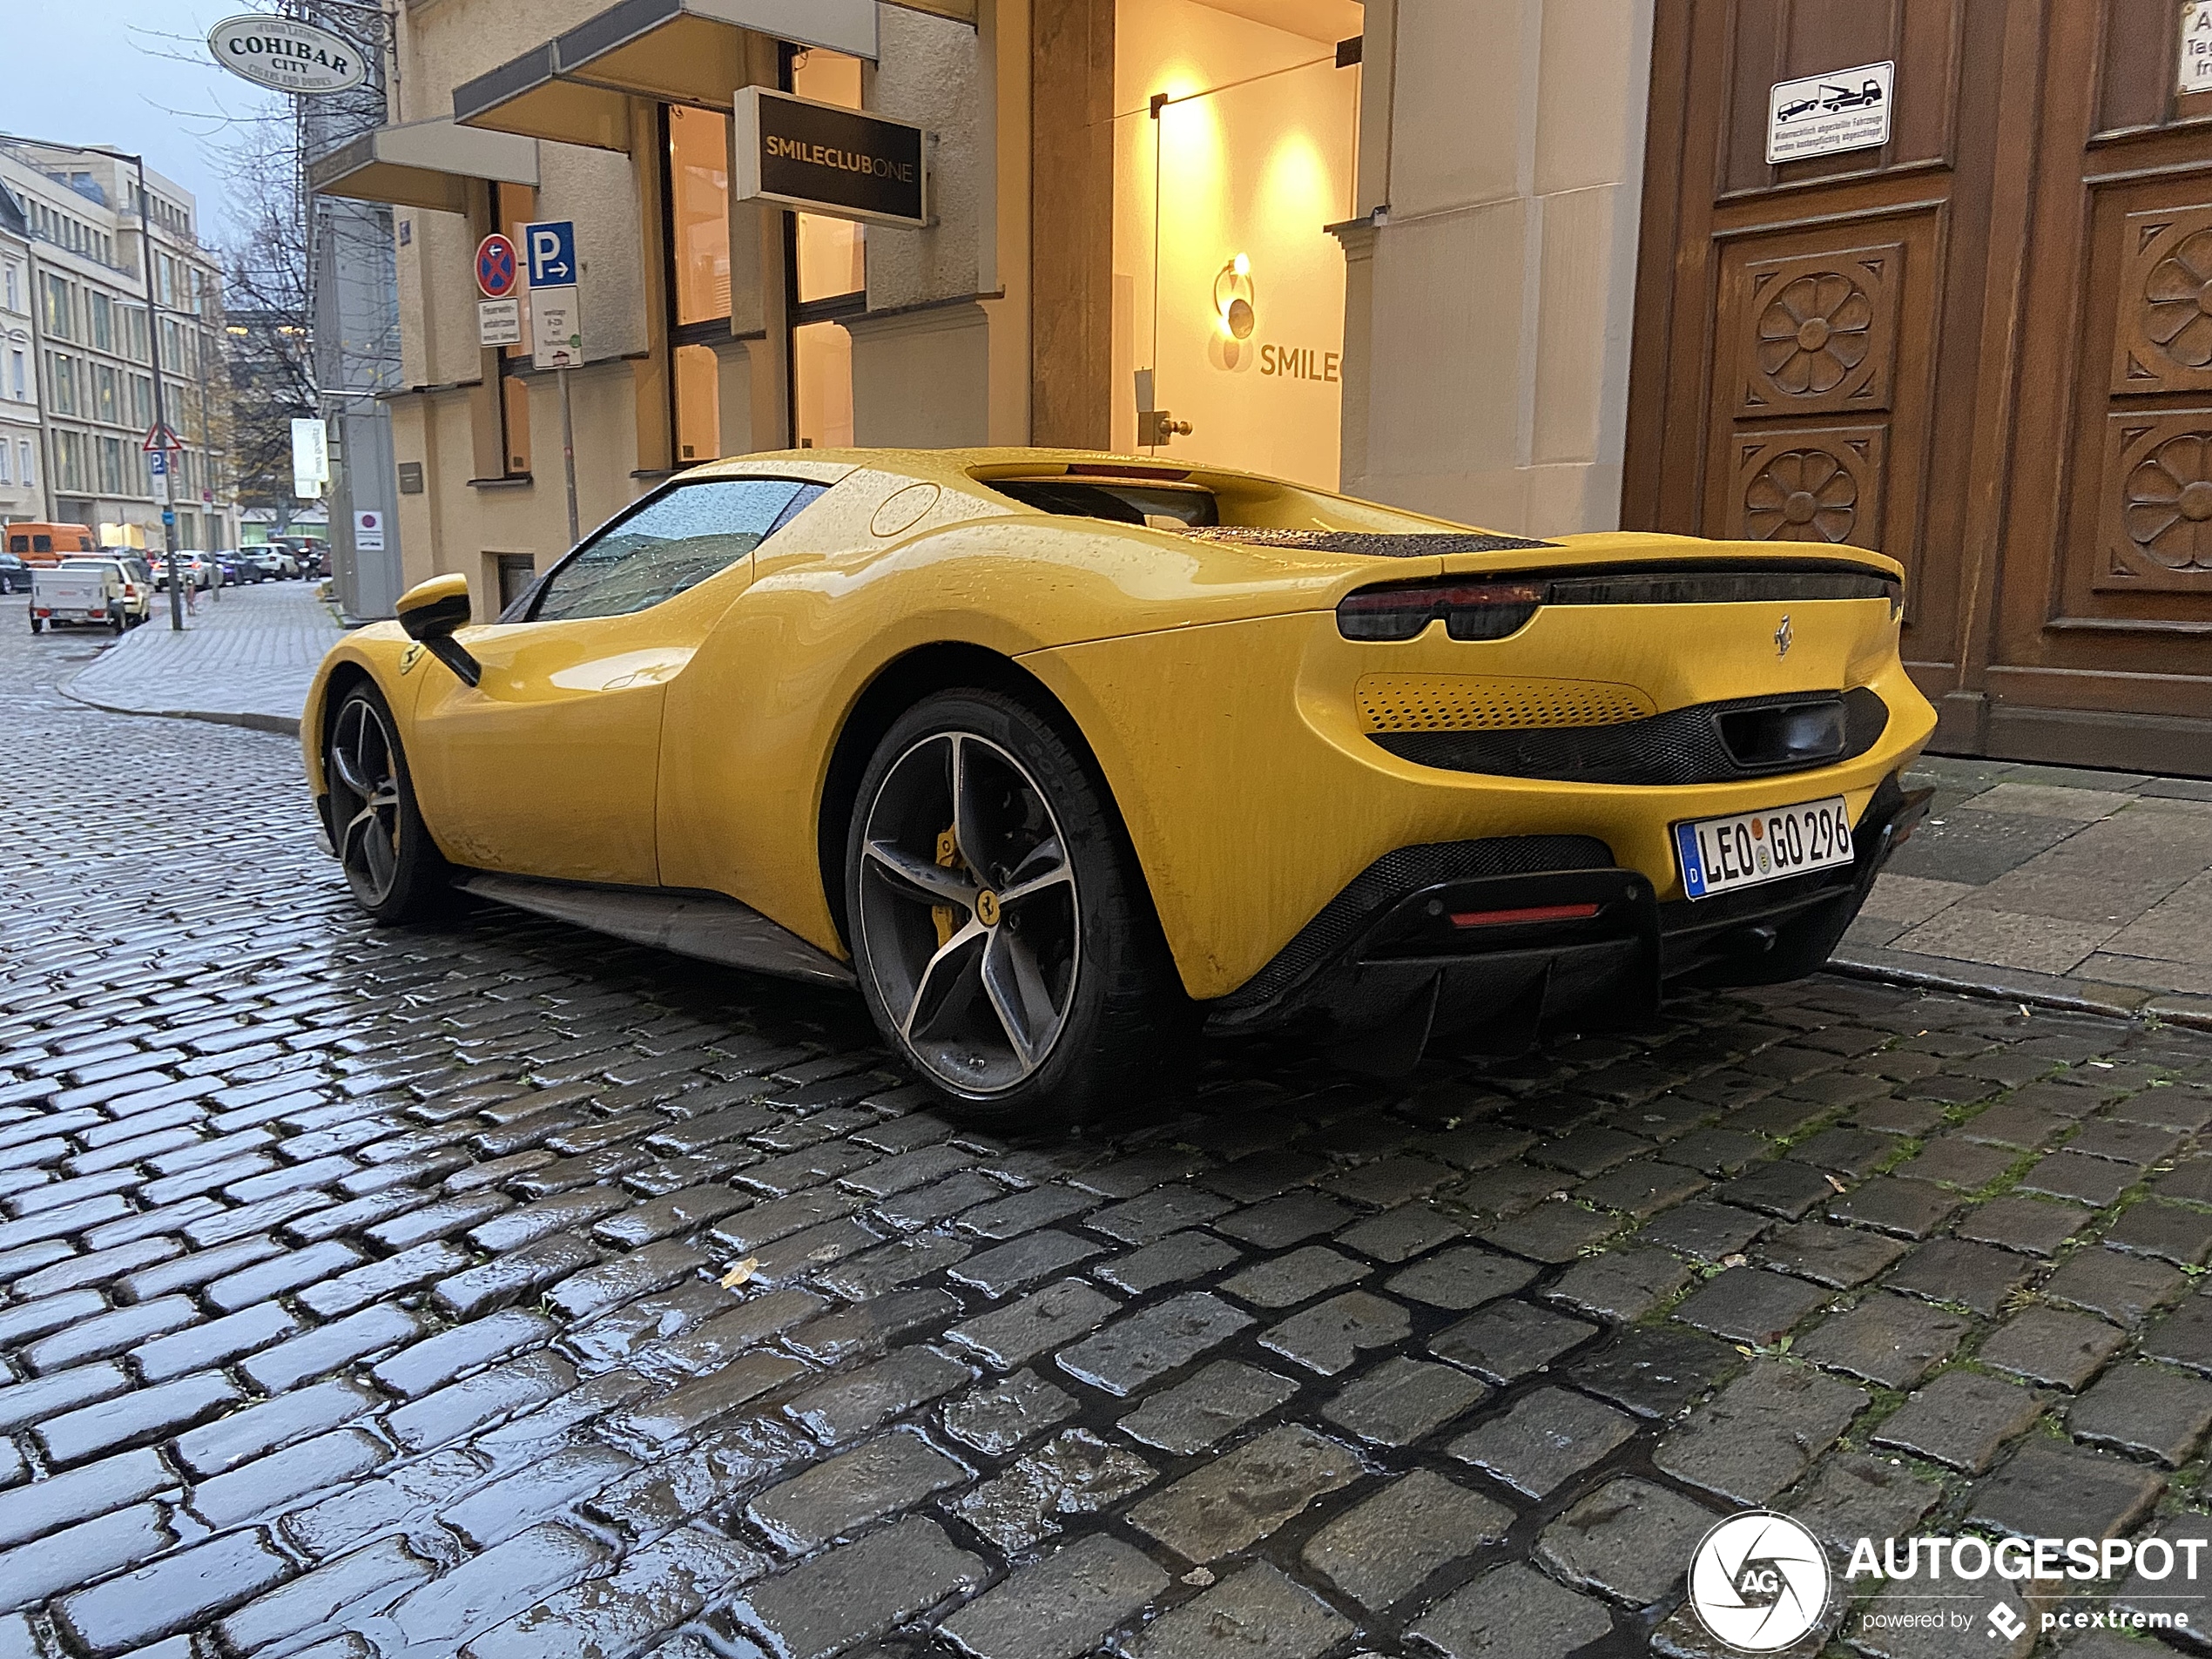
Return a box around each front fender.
[299,624,420,801]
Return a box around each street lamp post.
[128,155,186,631]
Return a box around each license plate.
[1676,795,1855,900]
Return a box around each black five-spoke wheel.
[324,683,450,923]
[846,690,1187,1121]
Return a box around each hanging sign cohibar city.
[733,87,927,229]
[206,15,369,96]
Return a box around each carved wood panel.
[2096,412,2212,590]
[2114,206,2212,394]
[1727,426,1888,547]
[1735,243,1902,416]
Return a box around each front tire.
[325,682,451,923]
[844,690,1187,1123]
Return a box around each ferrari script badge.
[1774,615,1793,658]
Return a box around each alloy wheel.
[327,697,404,908]
[855,731,1081,1095]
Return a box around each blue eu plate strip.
[1676,822,1708,900]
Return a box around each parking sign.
[523,220,576,287]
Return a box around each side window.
[531,477,827,623]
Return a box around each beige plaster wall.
[849,303,992,446]
[1341,0,1652,537]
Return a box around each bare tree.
[216,113,316,531]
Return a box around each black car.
[0,552,28,594]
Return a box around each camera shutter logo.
[1689,1511,1831,1652]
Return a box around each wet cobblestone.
[12,622,2212,1656]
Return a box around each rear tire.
[324,682,452,923]
[844,689,1190,1124]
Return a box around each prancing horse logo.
[1774,614,1793,658]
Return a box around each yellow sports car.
[304,448,1935,1116]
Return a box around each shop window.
[674,343,720,462]
[664,105,733,466]
[496,553,537,613]
[1110,0,1360,489]
[784,46,866,449]
[670,106,732,327]
[792,321,853,448]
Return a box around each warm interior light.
[1231,252,1250,275]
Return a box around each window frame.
[659,101,734,469]
[504,472,827,624]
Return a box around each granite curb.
[1831,941,2212,1033]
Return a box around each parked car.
[31,561,133,632]
[152,551,213,591]
[0,552,30,593]
[306,446,1936,1119]
[210,550,264,585]
[246,546,299,580]
[57,556,152,626]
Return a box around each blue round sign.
[475,233,518,300]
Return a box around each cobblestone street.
[10,616,2212,1659]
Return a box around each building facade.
[0,143,235,552]
[321,0,2212,772]
[0,185,44,523]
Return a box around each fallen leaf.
[719,1257,759,1288]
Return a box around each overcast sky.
[5,0,281,246]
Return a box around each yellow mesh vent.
[1356,674,1657,733]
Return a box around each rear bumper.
[1205,772,1932,1047]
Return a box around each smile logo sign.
[1689,1512,1831,1652]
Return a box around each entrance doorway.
[1109,0,1361,489]
[1627,0,2212,775]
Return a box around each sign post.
[523,220,583,545]
[144,423,185,629]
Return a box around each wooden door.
[1982,0,2212,772]
[1628,0,2212,775]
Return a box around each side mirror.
[395,573,482,687]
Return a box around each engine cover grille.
[1372,687,1890,786]
[1356,673,1656,733]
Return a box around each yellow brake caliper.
[933,826,961,948]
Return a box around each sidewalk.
[62,579,342,737]
[1840,754,2212,1026]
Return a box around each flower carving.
[1756,272,1874,396]
[2145,229,2212,370]
[1743,449,1858,543]
[2124,431,2212,570]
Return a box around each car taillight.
[1336,579,1547,642]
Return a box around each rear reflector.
[1449,901,1602,928]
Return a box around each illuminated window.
[792,320,853,448]
[784,45,865,450]
[674,343,720,462]
[664,105,732,467]
[670,106,731,327]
